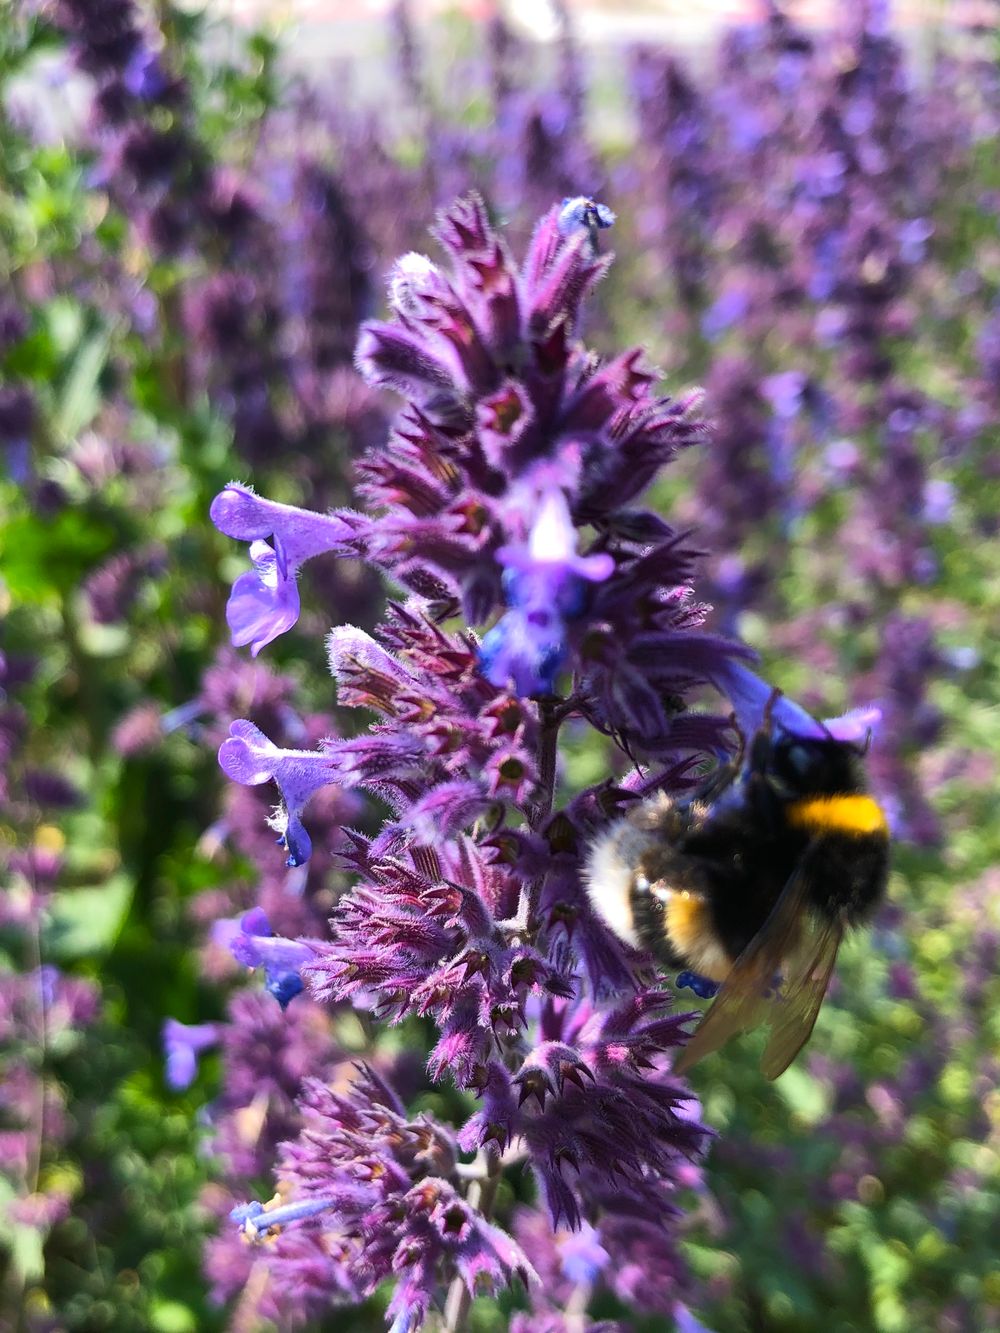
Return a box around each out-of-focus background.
[3,1,1000,1330]
[208,0,981,58]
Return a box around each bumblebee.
[584,708,890,1078]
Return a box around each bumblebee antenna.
[727,709,748,770]
[746,687,785,779]
[761,686,784,733]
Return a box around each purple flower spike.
[229,1069,536,1327]
[199,197,836,1324]
[229,909,317,1008]
[712,659,880,746]
[218,720,341,866]
[481,490,614,697]
[211,483,364,654]
[162,1018,219,1091]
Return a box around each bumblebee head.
[750,728,869,801]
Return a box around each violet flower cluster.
[203,195,843,1329]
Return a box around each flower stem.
[565,1279,593,1333]
[532,697,561,830]
[441,1155,503,1333]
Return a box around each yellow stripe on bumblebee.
[786,794,888,837]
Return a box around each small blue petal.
[554,572,588,620]
[266,971,305,1009]
[500,566,523,603]
[558,196,616,236]
[676,971,720,1000]
[283,819,313,867]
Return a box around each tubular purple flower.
[232,1194,337,1239]
[229,908,318,1008]
[225,541,301,656]
[711,658,881,745]
[218,720,341,866]
[557,1221,611,1286]
[162,1018,219,1091]
[211,483,365,654]
[480,489,614,696]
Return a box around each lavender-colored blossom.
[210,484,365,654]
[712,658,881,747]
[214,989,341,1178]
[858,614,941,845]
[280,158,375,375]
[217,719,342,866]
[630,49,716,307]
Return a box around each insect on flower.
[585,681,890,1078]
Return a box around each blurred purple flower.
[122,46,170,102]
[162,1018,219,1091]
[54,0,144,78]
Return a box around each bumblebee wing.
[673,860,811,1076]
[759,918,842,1080]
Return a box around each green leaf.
[773,1064,828,1125]
[151,1301,198,1333]
[0,506,120,600]
[0,1181,46,1284]
[44,874,134,959]
[11,1223,45,1285]
[53,329,110,443]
